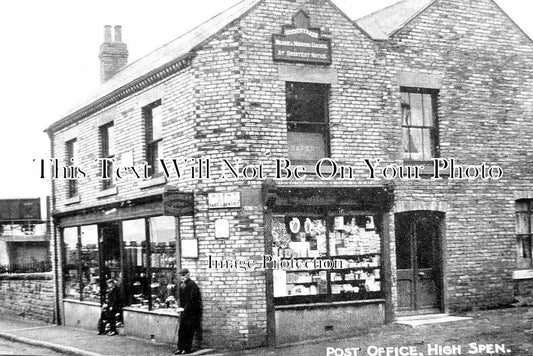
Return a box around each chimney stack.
[99,25,128,83]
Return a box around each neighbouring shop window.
[516,200,533,269]
[144,100,163,176]
[80,225,100,302]
[63,227,80,299]
[65,139,78,197]
[100,122,115,189]
[271,213,382,305]
[401,87,438,161]
[286,82,329,162]
[149,216,178,309]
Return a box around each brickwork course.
[44,0,533,350]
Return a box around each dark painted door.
[396,212,443,312]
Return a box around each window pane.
[287,131,326,161]
[272,215,328,297]
[63,227,79,300]
[516,212,529,235]
[286,82,328,123]
[149,216,177,310]
[123,219,149,308]
[522,236,532,258]
[409,93,424,126]
[421,128,433,160]
[80,225,100,303]
[422,94,434,126]
[107,125,115,156]
[401,92,410,126]
[407,128,424,161]
[151,106,163,141]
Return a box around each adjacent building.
[44,0,533,349]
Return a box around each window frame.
[65,138,78,198]
[99,122,115,190]
[144,100,163,177]
[400,87,439,163]
[271,209,384,306]
[285,82,330,164]
[516,200,533,269]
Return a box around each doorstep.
[395,313,472,327]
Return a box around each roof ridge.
[106,0,257,80]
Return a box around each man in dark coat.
[175,268,202,355]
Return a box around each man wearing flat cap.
[175,268,202,355]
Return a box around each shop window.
[99,122,115,189]
[401,88,439,161]
[286,82,329,162]
[516,200,533,269]
[65,139,78,197]
[149,216,178,309]
[144,100,163,176]
[80,225,100,302]
[63,227,80,299]
[271,213,382,305]
[123,219,149,307]
[61,217,178,310]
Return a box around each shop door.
[395,212,443,312]
[99,222,121,302]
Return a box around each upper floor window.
[66,139,78,198]
[401,88,438,161]
[144,101,163,176]
[100,122,115,189]
[516,200,533,269]
[286,82,329,163]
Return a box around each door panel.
[395,212,443,312]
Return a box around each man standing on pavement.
[175,268,202,355]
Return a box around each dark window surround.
[286,82,330,164]
[400,87,440,164]
[516,200,533,268]
[65,139,78,198]
[144,100,163,177]
[100,122,115,190]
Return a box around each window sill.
[64,195,81,205]
[139,174,167,189]
[512,269,533,280]
[97,186,118,198]
[123,306,179,317]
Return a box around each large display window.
[271,212,383,305]
[61,216,179,311]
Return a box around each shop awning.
[53,188,194,228]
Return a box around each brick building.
[44,0,533,350]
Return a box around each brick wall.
[384,0,533,311]
[0,273,55,323]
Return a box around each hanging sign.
[272,11,332,65]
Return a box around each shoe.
[173,351,184,355]
[107,331,118,336]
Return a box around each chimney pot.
[114,26,122,42]
[104,25,112,42]
[99,25,128,83]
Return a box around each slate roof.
[355,0,436,40]
[46,0,261,132]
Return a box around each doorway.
[395,211,444,313]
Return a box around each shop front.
[263,184,394,344]
[55,189,194,343]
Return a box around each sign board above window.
[272,11,332,65]
[208,192,241,209]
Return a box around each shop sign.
[208,192,241,209]
[272,12,331,65]
[163,189,194,215]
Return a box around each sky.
[0,0,531,199]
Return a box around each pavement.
[1,307,533,356]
